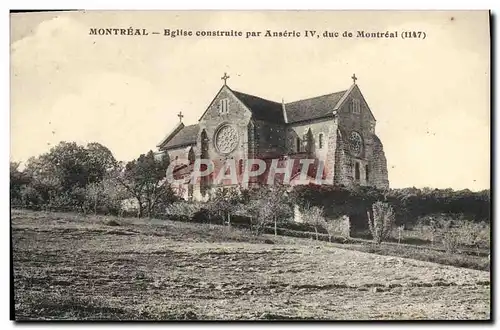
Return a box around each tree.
[367,201,395,244]
[84,182,104,215]
[84,178,129,215]
[114,151,174,218]
[20,141,118,208]
[302,205,326,240]
[245,186,291,236]
[206,187,241,226]
[325,216,350,242]
[10,162,30,204]
[85,142,118,183]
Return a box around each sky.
[10,10,490,191]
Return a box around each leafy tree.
[20,141,118,208]
[325,216,351,242]
[206,187,241,226]
[302,205,326,240]
[10,162,30,203]
[245,185,291,236]
[85,142,118,183]
[115,151,174,218]
[84,178,128,215]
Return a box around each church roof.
[231,89,285,124]
[160,124,199,149]
[158,82,361,150]
[285,90,347,123]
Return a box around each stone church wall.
[335,87,389,188]
[286,118,335,161]
[196,87,252,172]
[165,146,193,164]
[253,120,286,158]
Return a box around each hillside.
[11,209,490,320]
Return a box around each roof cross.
[351,73,358,84]
[221,72,230,85]
[177,111,184,122]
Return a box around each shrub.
[302,205,326,240]
[165,202,204,221]
[243,186,292,236]
[414,215,490,253]
[442,230,461,253]
[325,215,351,242]
[205,187,241,226]
[191,208,211,223]
[454,220,490,251]
[367,201,395,244]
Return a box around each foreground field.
[12,209,491,320]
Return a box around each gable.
[336,84,376,121]
[198,85,253,123]
[198,85,285,125]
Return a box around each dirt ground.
[11,209,491,320]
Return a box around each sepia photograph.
[10,10,491,320]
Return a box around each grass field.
[11,209,491,320]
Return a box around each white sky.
[10,10,490,191]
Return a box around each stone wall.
[196,86,252,178]
[285,118,335,162]
[253,119,286,158]
[334,85,389,188]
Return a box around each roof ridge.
[286,89,348,105]
[231,89,282,105]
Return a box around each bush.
[442,230,461,253]
[165,202,204,221]
[301,205,326,240]
[367,201,395,244]
[414,215,490,253]
[291,185,490,229]
[325,215,351,242]
[191,208,211,223]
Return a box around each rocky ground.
[11,209,491,320]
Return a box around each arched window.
[318,133,324,149]
[296,137,301,153]
[365,165,370,181]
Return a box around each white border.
[3,2,497,329]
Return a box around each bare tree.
[302,205,326,240]
[367,201,395,244]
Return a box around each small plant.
[442,230,461,253]
[325,215,350,242]
[367,201,395,244]
[397,224,405,244]
[165,202,204,221]
[302,205,326,240]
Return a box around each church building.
[156,73,389,200]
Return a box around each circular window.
[349,131,363,156]
[214,124,239,154]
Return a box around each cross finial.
[177,111,184,122]
[351,73,358,84]
[221,72,230,85]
